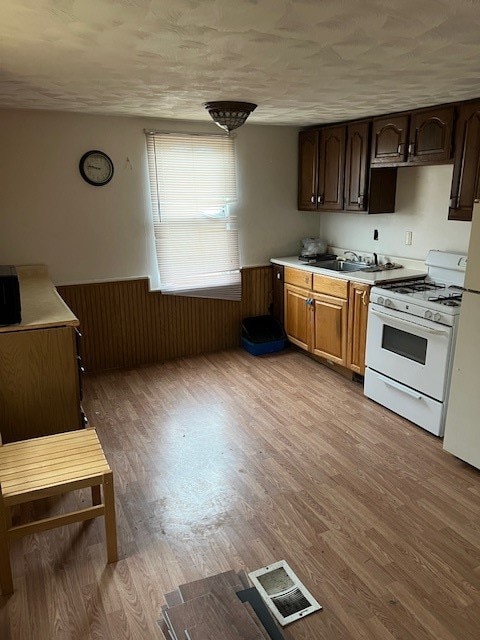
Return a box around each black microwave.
[0,266,21,326]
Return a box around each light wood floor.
[1,348,480,639]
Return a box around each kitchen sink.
[311,260,369,272]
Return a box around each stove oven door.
[365,304,453,401]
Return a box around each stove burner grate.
[428,294,463,307]
[383,279,445,293]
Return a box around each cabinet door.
[0,327,81,443]
[449,101,480,221]
[298,130,319,210]
[311,293,348,366]
[347,283,370,374]
[371,115,409,165]
[317,125,346,211]
[344,121,370,211]
[284,284,311,351]
[408,106,453,164]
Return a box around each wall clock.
[79,150,114,186]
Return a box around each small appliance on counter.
[298,237,336,263]
[0,266,21,326]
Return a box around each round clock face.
[79,150,114,186]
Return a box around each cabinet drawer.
[285,267,312,290]
[313,274,348,298]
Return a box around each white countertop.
[270,256,427,285]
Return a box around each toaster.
[0,266,22,325]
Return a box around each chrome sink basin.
[311,260,369,272]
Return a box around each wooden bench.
[0,428,118,595]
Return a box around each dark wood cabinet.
[298,97,480,221]
[371,115,409,165]
[371,108,453,166]
[317,125,346,211]
[344,121,370,211]
[298,120,395,214]
[408,106,453,164]
[297,125,346,212]
[449,101,480,221]
[298,129,319,210]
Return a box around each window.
[145,131,241,300]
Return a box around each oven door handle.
[370,308,449,335]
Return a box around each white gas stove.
[365,250,467,437]
[370,250,467,326]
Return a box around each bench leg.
[102,472,118,564]
[91,485,102,506]
[0,487,13,595]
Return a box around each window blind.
[146,132,241,301]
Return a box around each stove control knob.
[377,296,385,305]
[433,312,442,322]
[425,310,433,320]
[384,299,393,308]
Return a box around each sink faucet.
[344,251,360,262]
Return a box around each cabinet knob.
[276,272,282,280]
[310,195,316,203]
[357,195,365,206]
[397,143,405,155]
[317,194,324,205]
[408,143,415,155]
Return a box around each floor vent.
[248,560,322,626]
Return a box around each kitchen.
[272,103,478,444]
[1,2,480,639]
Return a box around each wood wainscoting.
[57,266,272,372]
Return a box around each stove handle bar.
[376,372,423,400]
[369,308,450,335]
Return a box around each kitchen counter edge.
[270,257,427,285]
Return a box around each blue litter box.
[241,315,287,356]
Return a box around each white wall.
[320,165,472,261]
[0,109,318,285]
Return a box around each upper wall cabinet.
[408,107,453,164]
[298,125,346,211]
[298,130,319,210]
[298,120,396,214]
[371,107,454,166]
[344,121,370,211]
[371,115,409,165]
[317,125,346,211]
[449,101,480,221]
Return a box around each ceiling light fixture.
[203,101,257,133]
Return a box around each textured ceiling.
[2,0,480,126]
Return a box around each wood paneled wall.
[58,266,273,372]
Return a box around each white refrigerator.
[443,203,480,468]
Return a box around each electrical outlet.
[405,231,413,245]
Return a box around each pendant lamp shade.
[204,101,257,132]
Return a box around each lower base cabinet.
[347,282,370,375]
[0,326,82,443]
[311,293,348,365]
[284,284,310,350]
[284,267,370,374]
